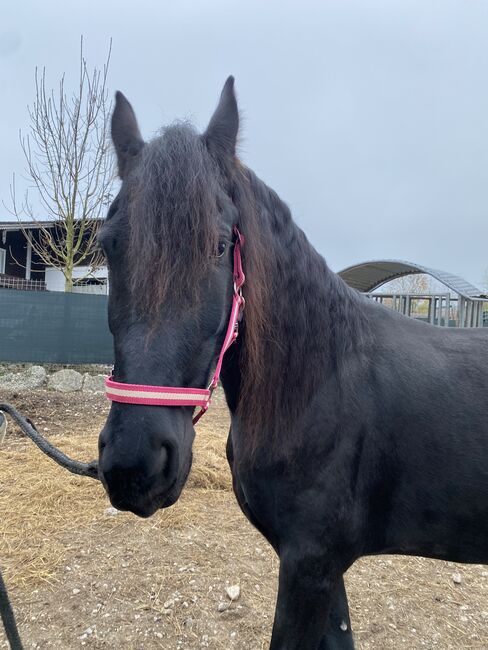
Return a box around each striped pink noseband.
[105,227,245,424]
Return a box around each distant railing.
[368,292,488,328]
[0,273,46,291]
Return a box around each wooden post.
[445,294,450,327]
[458,297,465,327]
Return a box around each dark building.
[0,220,107,292]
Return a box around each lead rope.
[0,404,100,649]
[0,570,23,650]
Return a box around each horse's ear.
[204,76,239,160]
[111,91,144,179]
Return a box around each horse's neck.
[221,172,366,435]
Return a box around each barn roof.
[0,218,103,231]
[0,220,57,231]
[338,259,486,299]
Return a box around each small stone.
[163,598,175,609]
[452,573,462,584]
[48,369,83,392]
[0,365,46,390]
[82,373,106,393]
[225,585,240,601]
[340,621,348,632]
[72,588,80,595]
[218,602,229,612]
[104,506,119,516]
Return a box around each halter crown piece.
[105,227,245,424]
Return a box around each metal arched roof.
[338,260,485,299]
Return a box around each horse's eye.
[216,241,227,258]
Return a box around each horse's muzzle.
[98,438,180,517]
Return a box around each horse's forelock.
[126,124,221,314]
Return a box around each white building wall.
[44,266,108,293]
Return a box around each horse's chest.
[231,470,280,551]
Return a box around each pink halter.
[105,227,245,424]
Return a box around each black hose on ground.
[0,570,23,650]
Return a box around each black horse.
[98,78,488,649]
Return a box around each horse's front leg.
[270,548,351,650]
[319,576,354,650]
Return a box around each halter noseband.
[105,227,245,424]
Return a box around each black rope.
[0,570,23,650]
[0,404,100,649]
[0,404,99,479]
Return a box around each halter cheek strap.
[105,227,245,424]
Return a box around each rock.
[0,365,46,390]
[225,585,240,601]
[82,373,106,393]
[452,573,462,584]
[48,369,83,392]
[163,598,175,609]
[104,506,119,516]
[217,602,229,612]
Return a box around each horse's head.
[98,78,242,517]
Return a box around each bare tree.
[379,273,432,295]
[9,38,113,291]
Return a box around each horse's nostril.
[161,445,171,477]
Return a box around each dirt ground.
[0,388,487,649]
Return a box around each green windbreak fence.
[0,289,113,364]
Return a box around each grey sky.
[1,0,487,287]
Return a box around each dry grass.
[0,435,206,588]
[0,390,232,589]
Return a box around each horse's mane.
[233,168,371,458]
[126,124,370,458]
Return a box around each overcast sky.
[1,0,487,287]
